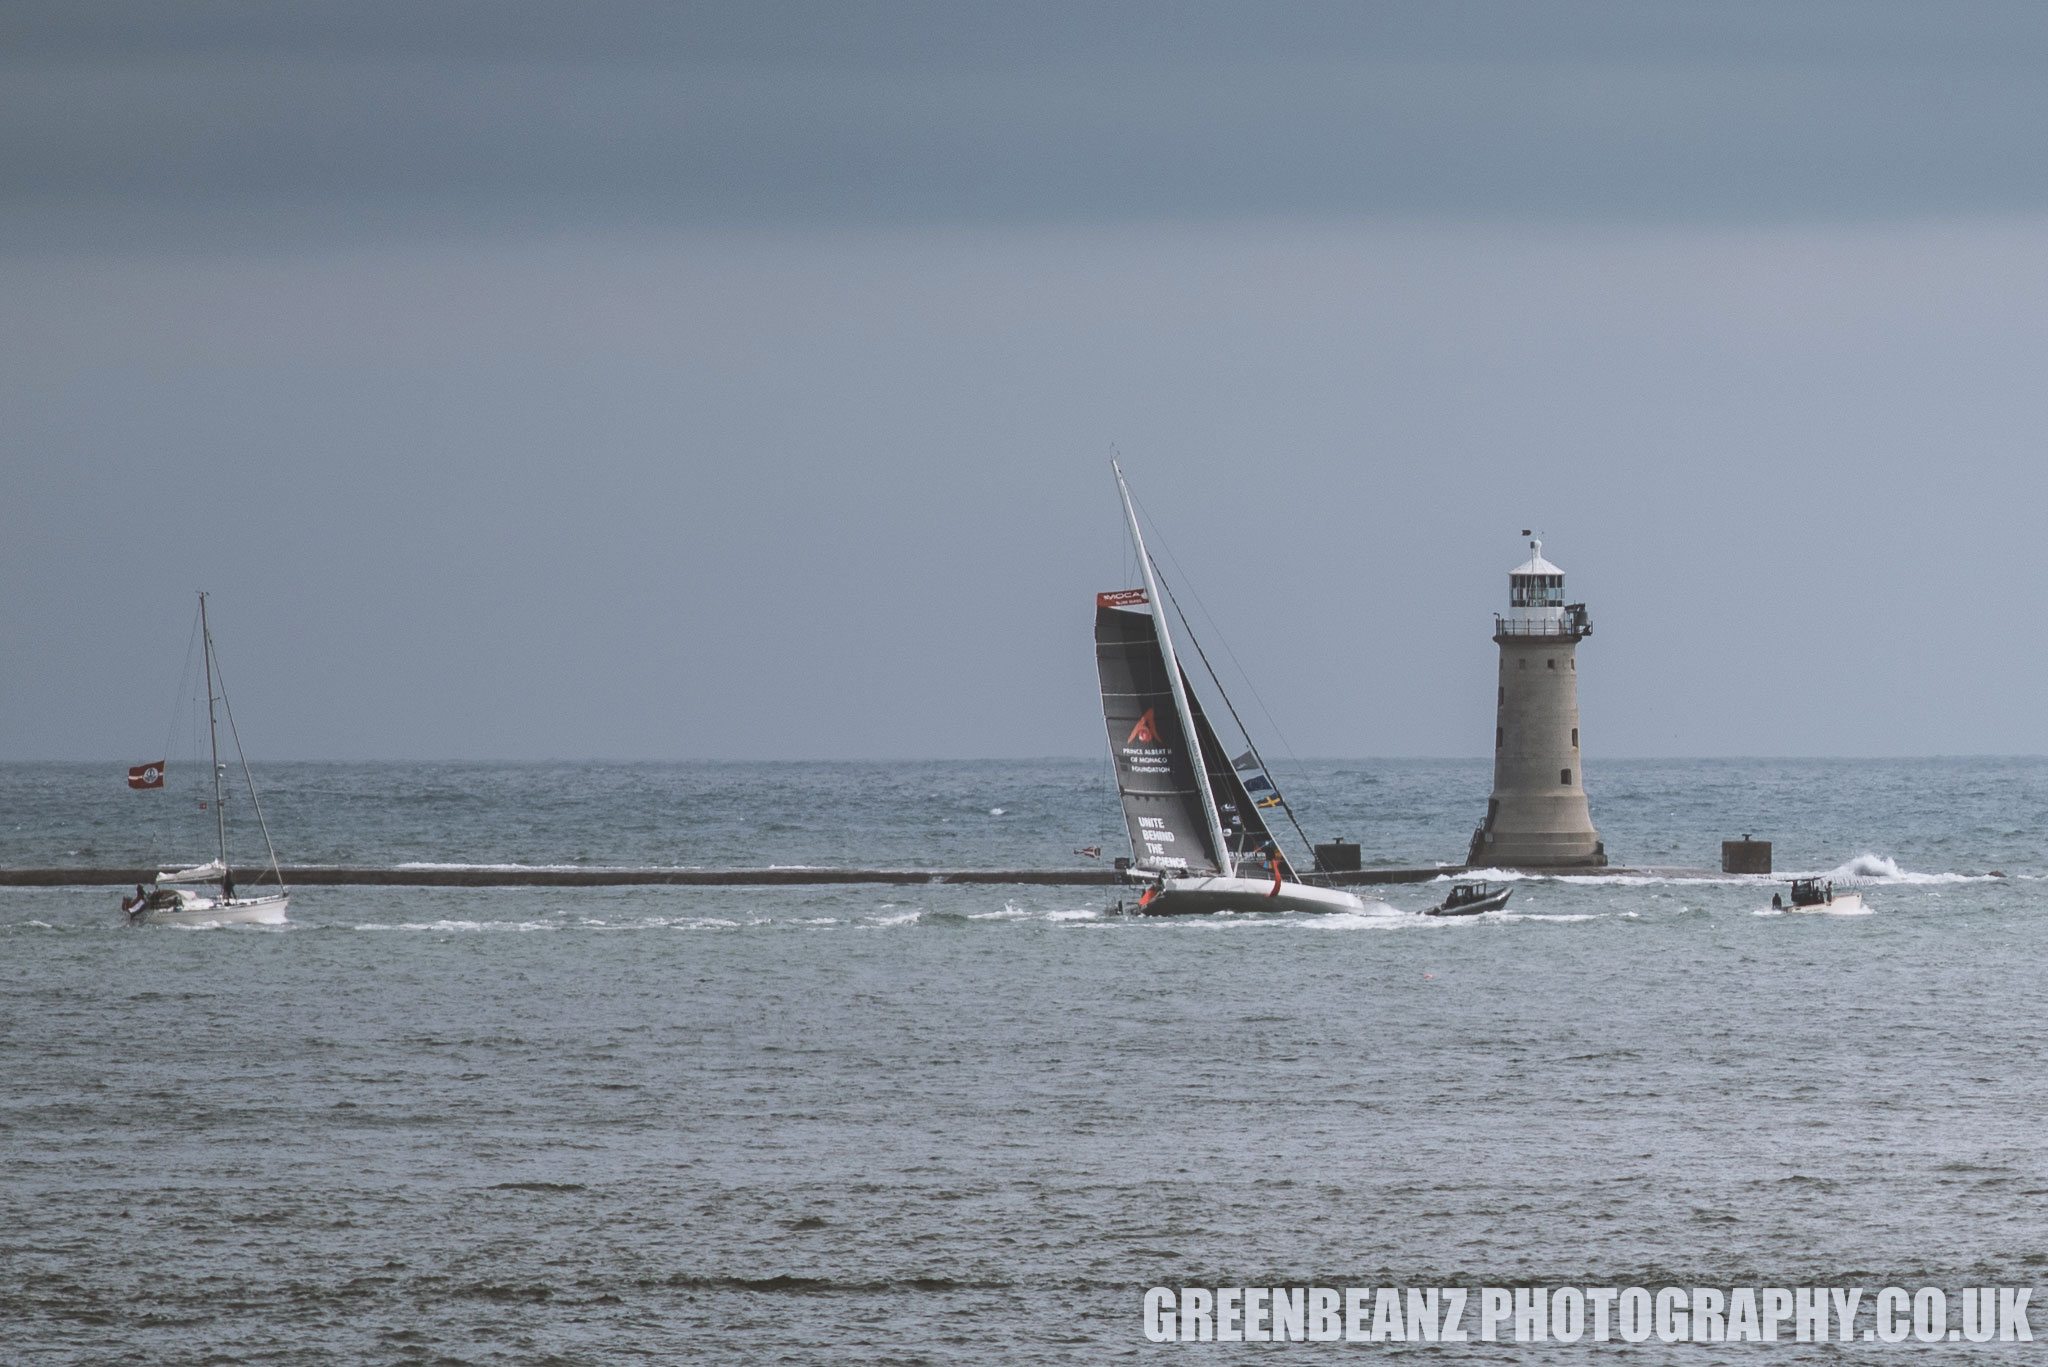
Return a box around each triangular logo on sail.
[1126,709,1161,744]
[127,761,165,789]
[1097,589,1148,608]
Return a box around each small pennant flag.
[1231,750,1259,772]
[1243,775,1275,794]
[1255,794,1284,809]
[127,761,165,790]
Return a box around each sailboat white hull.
[1134,875,1386,917]
[131,892,289,926]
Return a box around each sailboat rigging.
[1097,463,1389,917]
[123,593,290,926]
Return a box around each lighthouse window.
[1512,573,1565,608]
[1547,658,1555,669]
[1560,768,1572,785]
[1572,727,1579,747]
[1496,727,1503,749]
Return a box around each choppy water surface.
[5,759,2048,1364]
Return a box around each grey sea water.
[4,758,2047,1364]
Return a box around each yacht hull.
[1130,875,1386,917]
[131,893,289,926]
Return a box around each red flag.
[128,761,165,789]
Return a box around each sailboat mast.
[1113,462,1234,879]
[199,591,227,873]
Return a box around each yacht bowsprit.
[1097,462,1390,918]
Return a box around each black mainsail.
[1096,592,1222,875]
[1096,592,1298,880]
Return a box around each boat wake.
[1456,866,1755,888]
[1284,903,1407,930]
[1821,852,1997,885]
[164,911,289,929]
[1444,855,1997,888]
[353,918,562,932]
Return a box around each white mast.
[1113,461,1234,878]
[199,591,228,876]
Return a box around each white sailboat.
[1097,463,1392,917]
[123,593,290,926]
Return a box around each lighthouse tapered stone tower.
[1466,538,1606,868]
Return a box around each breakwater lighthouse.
[1466,536,1606,868]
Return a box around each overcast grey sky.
[8,1,2048,759]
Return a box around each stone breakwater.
[0,864,1717,887]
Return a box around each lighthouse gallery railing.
[1493,605,1593,638]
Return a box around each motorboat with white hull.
[1097,462,1392,918]
[1771,877,1863,915]
[123,593,290,926]
[1427,880,1513,916]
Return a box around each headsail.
[1096,592,1223,875]
[1184,681,1290,877]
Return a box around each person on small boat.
[221,871,235,901]
[122,883,147,915]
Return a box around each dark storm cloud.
[9,0,2048,242]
